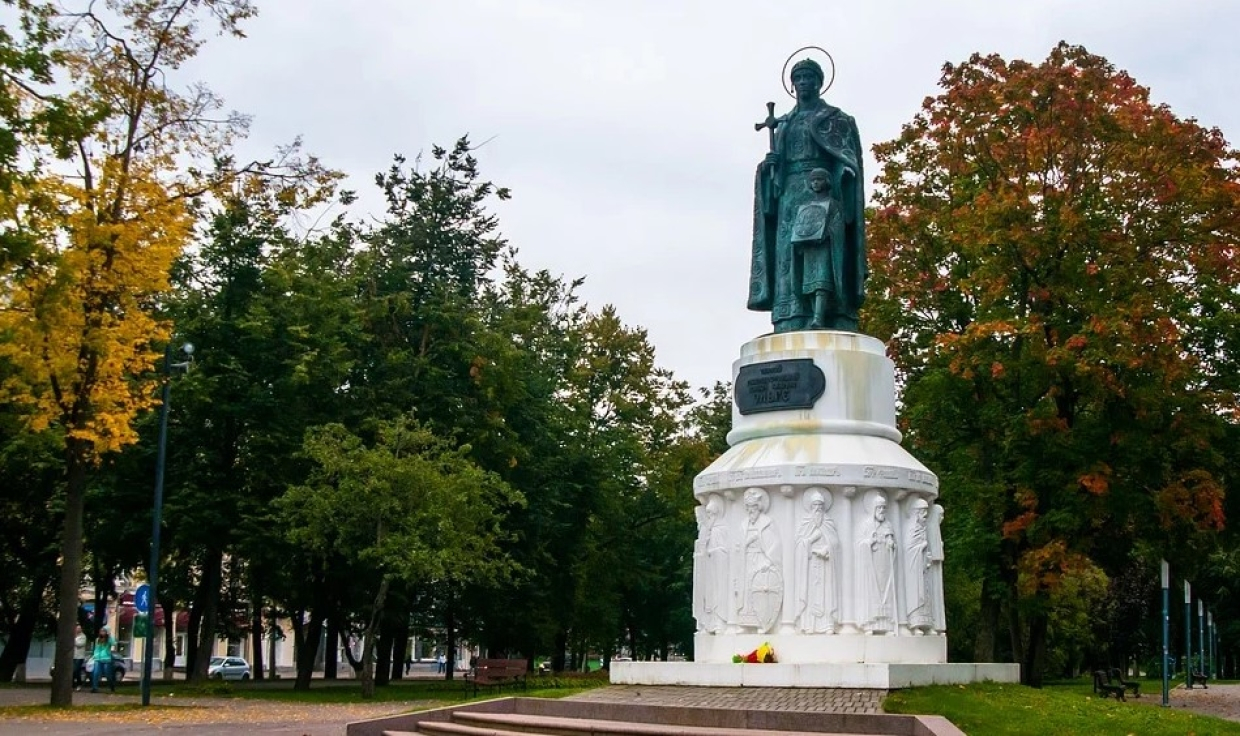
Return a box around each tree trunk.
[186,582,204,676]
[340,629,363,677]
[552,628,568,673]
[0,570,51,681]
[360,578,389,699]
[391,620,409,681]
[374,617,394,683]
[1022,610,1049,687]
[50,445,90,706]
[374,620,393,687]
[161,598,177,680]
[973,576,999,662]
[189,548,223,683]
[293,611,323,691]
[444,596,457,681]
[251,597,265,681]
[324,616,339,679]
[1006,585,1024,666]
[267,619,278,679]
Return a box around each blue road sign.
[134,583,151,615]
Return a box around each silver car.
[207,656,251,681]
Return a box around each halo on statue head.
[782,45,836,99]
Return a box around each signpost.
[135,583,152,693]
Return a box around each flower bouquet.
[731,642,776,663]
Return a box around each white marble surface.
[615,331,1013,690]
[693,632,946,664]
[690,332,945,654]
[728,331,899,445]
[610,661,1021,689]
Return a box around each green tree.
[0,0,262,705]
[162,181,353,682]
[865,43,1240,685]
[279,418,520,698]
[0,400,62,681]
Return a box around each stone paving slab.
[566,686,886,714]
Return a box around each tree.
[865,43,1240,685]
[0,0,257,704]
[278,418,520,698]
[0,0,339,704]
[0,397,62,681]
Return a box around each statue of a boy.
[790,168,846,330]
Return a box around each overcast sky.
[180,0,1240,392]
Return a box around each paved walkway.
[567,686,886,714]
[1135,682,1240,723]
[0,686,429,736]
[3,682,1237,734]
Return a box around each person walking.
[72,625,88,691]
[90,627,117,693]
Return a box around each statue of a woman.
[749,57,867,332]
[855,489,895,634]
[794,489,840,633]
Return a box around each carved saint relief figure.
[903,497,934,634]
[692,494,730,633]
[794,488,841,633]
[929,503,947,633]
[855,489,896,634]
[737,487,783,633]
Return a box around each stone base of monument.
[694,631,947,664]
[610,661,1019,689]
[607,331,1019,690]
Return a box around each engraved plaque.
[734,358,826,415]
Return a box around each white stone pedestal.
[611,331,1019,688]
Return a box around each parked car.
[208,656,251,681]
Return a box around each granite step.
[402,712,876,736]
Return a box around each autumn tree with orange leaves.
[864,43,1240,686]
[0,0,334,706]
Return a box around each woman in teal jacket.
[90,627,117,693]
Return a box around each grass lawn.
[884,680,1240,736]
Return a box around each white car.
[207,656,251,681]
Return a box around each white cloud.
[181,0,1240,391]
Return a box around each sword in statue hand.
[754,101,780,153]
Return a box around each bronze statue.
[749,56,867,332]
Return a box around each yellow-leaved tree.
[0,0,333,705]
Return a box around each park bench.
[465,658,528,696]
[1107,668,1140,698]
[1189,670,1209,688]
[1092,670,1126,701]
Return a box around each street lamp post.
[1161,560,1170,706]
[1199,599,1206,682]
[1208,611,1216,680]
[1185,581,1193,689]
[141,342,192,707]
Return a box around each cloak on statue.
[749,98,867,332]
